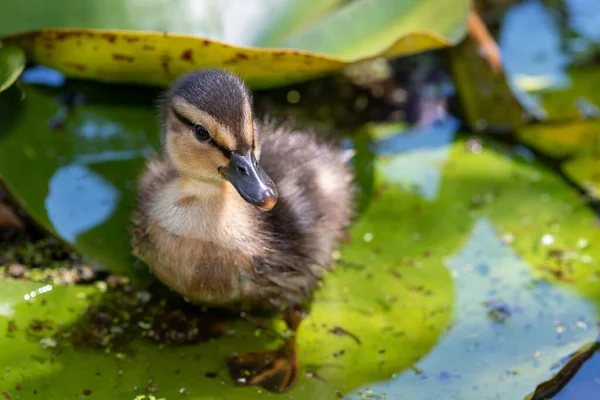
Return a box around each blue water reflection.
[46,164,119,243]
[348,218,597,399]
[499,0,571,91]
[19,66,67,87]
[45,148,153,244]
[566,0,600,44]
[374,118,458,201]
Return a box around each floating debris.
[484,300,511,323]
[39,337,57,348]
[577,238,590,250]
[53,277,229,353]
[465,137,483,154]
[541,234,555,246]
[575,320,588,330]
[501,233,515,245]
[328,326,362,345]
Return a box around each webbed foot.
[227,307,304,392]
[226,338,298,392]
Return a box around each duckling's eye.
[193,124,211,142]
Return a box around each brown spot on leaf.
[235,52,249,60]
[7,319,18,333]
[2,392,11,400]
[180,49,194,63]
[66,62,86,72]
[332,349,345,358]
[29,319,54,333]
[390,268,402,279]
[328,326,361,344]
[112,53,134,63]
[124,36,140,43]
[82,389,92,397]
[142,44,155,51]
[160,55,172,75]
[102,33,117,43]
[203,39,211,46]
[540,266,574,282]
[306,371,326,381]
[204,372,217,378]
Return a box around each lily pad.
[0,84,455,396]
[0,44,25,93]
[347,127,600,399]
[3,112,600,398]
[0,0,469,88]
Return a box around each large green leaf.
[3,110,600,398]
[0,44,25,93]
[0,0,469,88]
[0,82,455,396]
[514,68,600,200]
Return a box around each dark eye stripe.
[171,107,232,159]
[172,108,194,127]
[211,141,232,158]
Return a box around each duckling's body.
[131,122,352,310]
[130,69,354,392]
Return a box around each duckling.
[130,68,354,392]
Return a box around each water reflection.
[19,66,66,87]
[499,0,571,92]
[565,0,600,44]
[348,218,597,399]
[374,118,458,201]
[78,116,122,140]
[45,164,119,243]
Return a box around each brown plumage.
[130,69,354,392]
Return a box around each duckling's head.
[160,69,277,211]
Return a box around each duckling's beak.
[221,151,278,211]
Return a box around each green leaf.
[3,113,600,398]
[0,44,25,93]
[0,0,469,88]
[514,68,600,200]
[0,91,454,396]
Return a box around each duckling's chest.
[149,180,261,255]
[144,180,269,306]
[145,222,260,306]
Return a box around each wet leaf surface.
[2,69,600,397]
[0,76,453,398]
[0,44,25,93]
[498,1,600,204]
[0,0,469,89]
[347,122,600,399]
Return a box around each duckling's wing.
[130,156,177,261]
[256,122,354,273]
